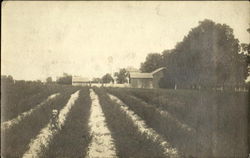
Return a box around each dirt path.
[86,89,117,158]
[108,93,180,158]
[22,91,80,158]
[129,95,195,133]
[1,93,60,130]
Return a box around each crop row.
[94,87,168,158]
[106,88,199,157]
[106,87,248,157]
[2,82,80,122]
[43,87,178,158]
[2,86,248,157]
[42,88,91,158]
[1,86,80,158]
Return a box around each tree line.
[93,68,129,84]
[50,69,129,85]
[140,19,249,89]
[5,19,248,89]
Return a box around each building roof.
[151,67,167,75]
[130,72,153,79]
[129,67,166,79]
[72,76,90,82]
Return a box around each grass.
[106,87,248,157]
[1,86,80,158]
[42,88,91,158]
[94,87,167,158]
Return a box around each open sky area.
[2,1,249,81]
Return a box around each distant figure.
[51,109,59,130]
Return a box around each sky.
[2,1,249,81]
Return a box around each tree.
[161,19,247,89]
[56,73,72,85]
[240,28,250,83]
[240,28,250,65]
[92,77,102,83]
[102,73,114,84]
[140,53,164,72]
[114,68,129,84]
[46,77,53,83]
[158,73,175,89]
[1,75,14,85]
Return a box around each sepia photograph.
[1,1,250,158]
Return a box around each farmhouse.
[129,67,166,89]
[72,76,90,86]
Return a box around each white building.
[72,76,90,86]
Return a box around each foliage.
[114,68,129,84]
[140,53,164,73]
[141,20,248,89]
[56,73,72,85]
[240,28,250,80]
[92,77,102,83]
[1,75,14,85]
[46,77,53,83]
[102,73,114,83]
[158,73,175,89]
[167,20,246,88]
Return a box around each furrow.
[108,93,180,158]
[130,95,195,133]
[86,89,117,158]
[1,93,60,130]
[22,91,79,158]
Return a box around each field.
[1,82,248,158]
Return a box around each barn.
[72,76,90,86]
[129,67,166,89]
